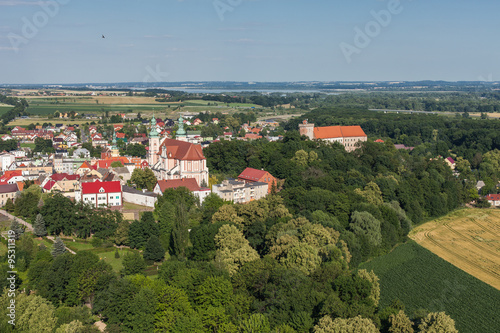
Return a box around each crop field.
[360,241,500,333]
[409,208,500,290]
[0,106,13,115]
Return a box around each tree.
[215,224,259,276]
[350,211,382,247]
[314,315,379,333]
[417,312,458,333]
[4,198,14,212]
[240,313,271,333]
[171,201,189,259]
[110,161,124,167]
[34,213,47,237]
[143,235,166,262]
[51,237,67,257]
[131,168,157,191]
[10,218,24,240]
[121,252,146,276]
[388,310,414,333]
[55,320,84,333]
[357,269,380,307]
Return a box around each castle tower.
[299,119,314,140]
[148,115,160,166]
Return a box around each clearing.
[409,208,500,290]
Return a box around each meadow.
[360,241,500,333]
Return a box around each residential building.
[299,119,367,152]
[238,167,278,194]
[212,179,268,204]
[76,180,122,208]
[485,194,500,207]
[0,183,19,206]
[0,152,15,172]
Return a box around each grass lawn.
[122,202,153,211]
[0,242,7,256]
[0,106,13,115]
[360,241,500,333]
[33,237,54,249]
[20,142,36,149]
[65,239,94,252]
[96,248,139,273]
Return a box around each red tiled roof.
[244,133,262,140]
[314,126,342,139]
[43,180,55,191]
[79,161,92,170]
[375,139,385,143]
[314,125,367,139]
[446,157,456,164]
[158,139,205,161]
[486,194,500,201]
[116,133,126,139]
[238,167,267,182]
[50,173,80,181]
[81,180,121,194]
[156,178,200,192]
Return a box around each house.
[42,173,80,192]
[122,186,158,207]
[445,157,456,170]
[76,180,122,209]
[76,161,93,176]
[154,178,211,204]
[485,194,500,207]
[244,133,262,141]
[299,120,367,152]
[73,148,90,159]
[238,167,278,194]
[212,179,268,204]
[394,144,414,151]
[0,183,19,206]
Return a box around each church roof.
[156,178,201,192]
[158,139,205,161]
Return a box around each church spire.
[150,114,159,138]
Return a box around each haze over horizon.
[1,0,499,84]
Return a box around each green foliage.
[110,161,124,167]
[360,241,500,333]
[121,252,146,276]
[131,168,157,191]
[143,235,165,262]
[9,218,24,240]
[51,237,67,257]
[34,213,47,237]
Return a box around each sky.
[0,0,499,84]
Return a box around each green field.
[360,241,500,333]
[96,248,139,273]
[0,106,13,115]
[26,104,168,115]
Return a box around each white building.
[76,180,123,208]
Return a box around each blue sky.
[0,0,499,84]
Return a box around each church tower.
[111,130,119,157]
[148,115,160,166]
[176,115,187,142]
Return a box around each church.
[148,116,209,187]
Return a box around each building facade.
[148,116,209,186]
[76,181,122,208]
[299,120,367,152]
[212,179,268,204]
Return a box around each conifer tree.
[143,235,165,262]
[51,237,67,257]
[34,213,47,237]
[10,218,24,240]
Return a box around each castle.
[299,120,367,152]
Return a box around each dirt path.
[0,209,33,231]
[410,209,500,290]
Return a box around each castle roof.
[158,139,205,161]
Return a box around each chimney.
[142,189,147,193]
